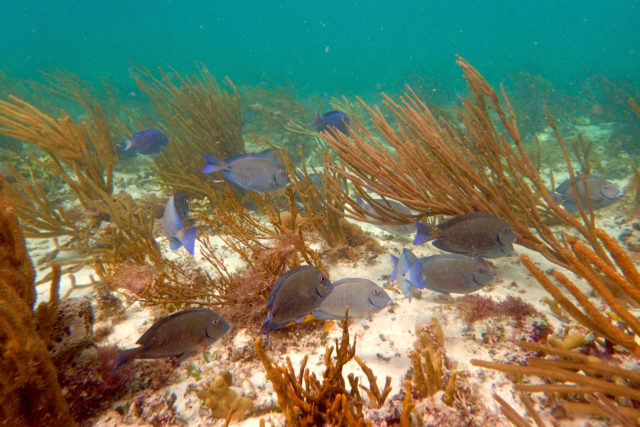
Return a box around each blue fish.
[162,195,198,255]
[390,248,418,296]
[406,254,496,294]
[203,153,290,192]
[125,128,169,157]
[261,265,332,334]
[553,175,624,211]
[413,213,516,258]
[308,110,350,137]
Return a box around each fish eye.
[279,170,286,176]
[373,289,380,295]
[319,275,328,282]
[502,227,510,233]
[212,319,220,325]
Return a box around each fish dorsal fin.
[439,212,494,229]
[226,152,281,166]
[266,265,316,311]
[137,307,212,345]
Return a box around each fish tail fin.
[407,260,425,290]
[413,221,433,246]
[307,112,320,127]
[124,139,132,151]
[203,154,223,174]
[114,347,142,371]
[178,227,198,255]
[389,254,399,281]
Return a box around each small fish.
[162,195,198,255]
[125,128,169,157]
[262,265,332,334]
[406,254,496,294]
[414,212,516,258]
[312,278,392,320]
[115,308,231,369]
[203,153,290,192]
[308,110,350,137]
[390,248,418,296]
[553,175,624,211]
[356,195,416,235]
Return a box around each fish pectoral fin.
[461,273,477,288]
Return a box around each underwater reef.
[0,57,639,425]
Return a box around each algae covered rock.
[197,371,253,421]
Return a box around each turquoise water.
[2,1,639,97]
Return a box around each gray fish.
[115,308,230,369]
[407,254,496,294]
[390,248,418,296]
[312,278,392,320]
[203,152,290,192]
[356,195,416,235]
[554,175,624,210]
[262,265,332,333]
[414,212,516,258]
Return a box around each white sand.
[27,184,635,426]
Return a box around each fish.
[355,195,416,235]
[115,308,231,369]
[162,195,198,255]
[406,254,496,294]
[172,191,189,221]
[124,128,169,157]
[308,110,350,137]
[553,175,624,211]
[312,278,392,320]
[202,152,290,192]
[390,248,418,296]
[414,212,516,258]
[261,265,332,334]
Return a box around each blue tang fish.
[203,152,290,192]
[308,110,350,137]
[390,248,418,296]
[261,265,332,334]
[414,212,516,258]
[125,128,169,157]
[356,195,416,235]
[406,254,496,294]
[552,175,624,211]
[162,195,198,255]
[115,308,230,370]
[312,278,392,320]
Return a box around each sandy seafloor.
[27,185,638,426]
[25,120,638,426]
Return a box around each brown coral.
[0,176,76,426]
